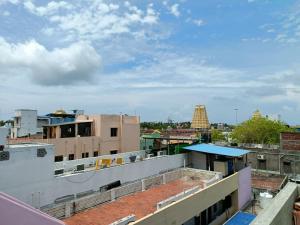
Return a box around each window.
[258,159,267,170]
[283,161,292,174]
[60,124,76,138]
[68,154,75,160]
[82,152,89,158]
[93,151,99,157]
[110,128,118,137]
[55,155,63,162]
[110,150,118,155]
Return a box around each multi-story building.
[0,127,253,225]
[41,114,140,160]
[10,111,140,160]
[10,109,81,138]
[10,109,47,138]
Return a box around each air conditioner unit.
[257,154,265,160]
[157,151,164,156]
[146,154,153,158]
[54,169,64,175]
[37,148,47,157]
[0,151,9,161]
[76,164,85,171]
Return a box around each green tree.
[231,117,294,144]
[211,129,226,142]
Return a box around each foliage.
[231,117,294,144]
[211,129,226,142]
[141,121,191,131]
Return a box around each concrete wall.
[281,132,300,151]
[132,173,239,225]
[36,136,102,159]
[247,150,300,175]
[251,182,298,225]
[238,166,252,209]
[189,152,206,170]
[54,150,146,172]
[0,192,64,225]
[12,109,39,138]
[0,127,9,145]
[0,144,186,207]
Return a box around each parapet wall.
[250,182,298,225]
[42,168,221,219]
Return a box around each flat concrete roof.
[6,143,52,148]
[252,173,286,191]
[63,178,204,225]
[43,120,93,127]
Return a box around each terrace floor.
[252,174,286,192]
[63,177,203,225]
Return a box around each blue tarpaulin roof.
[183,144,250,157]
[224,211,256,225]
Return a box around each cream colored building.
[12,114,140,161]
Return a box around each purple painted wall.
[238,166,252,209]
[0,192,65,225]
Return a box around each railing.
[54,150,165,175]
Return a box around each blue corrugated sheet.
[224,211,256,225]
[183,144,250,157]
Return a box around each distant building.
[10,109,81,138]
[10,109,47,138]
[11,114,140,160]
[252,110,262,119]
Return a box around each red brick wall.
[281,132,300,151]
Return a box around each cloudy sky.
[0,0,300,124]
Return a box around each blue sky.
[0,0,300,124]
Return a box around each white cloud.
[259,2,300,44]
[0,38,101,85]
[170,4,180,17]
[0,0,18,5]
[23,0,159,41]
[2,10,10,16]
[24,1,73,16]
[193,19,204,26]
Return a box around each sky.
[0,0,300,124]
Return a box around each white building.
[10,109,49,138]
[0,127,186,207]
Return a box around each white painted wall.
[54,150,147,172]
[0,143,186,208]
[12,109,39,137]
[0,127,9,145]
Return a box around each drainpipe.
[279,154,285,174]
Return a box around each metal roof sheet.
[183,144,250,157]
[224,211,256,225]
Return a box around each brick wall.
[281,132,300,151]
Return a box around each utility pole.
[234,108,238,125]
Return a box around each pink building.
[11,114,140,160]
[0,192,64,225]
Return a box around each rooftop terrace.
[42,168,222,225]
[64,177,202,225]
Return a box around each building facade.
[10,109,45,138]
